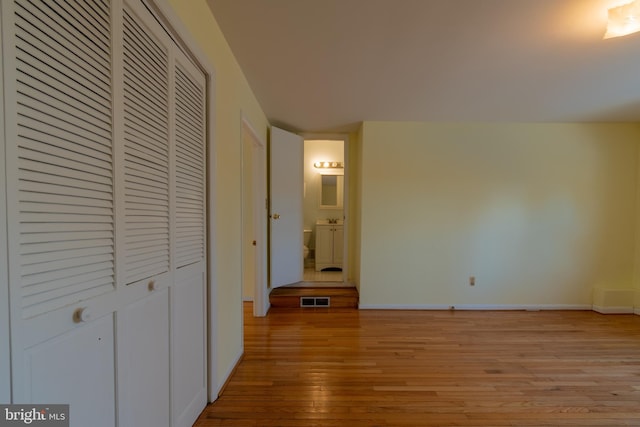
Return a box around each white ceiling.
[207,0,640,132]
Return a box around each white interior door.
[171,48,208,427]
[270,126,303,288]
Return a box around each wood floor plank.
[194,304,640,426]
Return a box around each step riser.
[269,287,358,309]
[270,296,358,309]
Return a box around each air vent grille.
[300,296,330,307]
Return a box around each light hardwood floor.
[194,303,640,426]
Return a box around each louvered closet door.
[4,0,117,421]
[12,0,115,320]
[4,0,209,424]
[171,51,207,427]
[117,2,171,426]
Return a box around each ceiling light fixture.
[604,0,640,39]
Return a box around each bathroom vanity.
[315,220,343,271]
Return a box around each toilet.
[303,229,312,260]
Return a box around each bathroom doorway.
[303,137,348,283]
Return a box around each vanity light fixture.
[314,161,344,169]
[604,0,640,39]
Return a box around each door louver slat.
[14,0,113,318]
[17,83,111,136]
[16,58,110,115]
[21,262,114,289]
[14,11,110,90]
[122,133,167,163]
[18,126,112,159]
[19,156,112,183]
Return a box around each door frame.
[247,128,352,316]
[302,133,350,283]
[241,115,269,317]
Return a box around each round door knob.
[273,213,281,219]
[73,307,91,323]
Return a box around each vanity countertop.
[316,219,343,225]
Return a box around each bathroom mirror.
[319,174,343,209]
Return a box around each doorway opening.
[246,128,354,314]
[241,117,268,316]
[303,138,348,284]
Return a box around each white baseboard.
[242,296,254,302]
[359,304,449,310]
[635,308,640,316]
[213,347,244,399]
[358,303,592,311]
[592,305,635,314]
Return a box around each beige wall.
[359,122,640,308]
[166,0,269,392]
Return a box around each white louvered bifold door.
[3,0,209,424]
[171,51,207,427]
[4,0,119,420]
[117,2,172,426]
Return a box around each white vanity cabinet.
[315,222,344,271]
